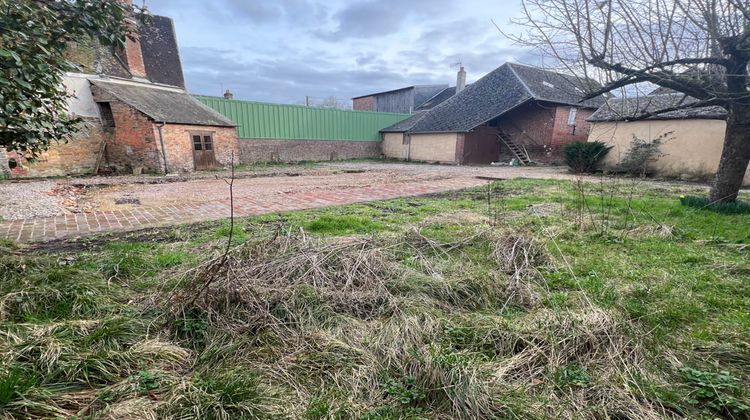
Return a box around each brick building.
[381,63,604,164]
[2,6,237,178]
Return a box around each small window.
[98,102,115,128]
[567,107,578,126]
[193,135,202,150]
[203,135,213,150]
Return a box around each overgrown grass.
[0,178,748,418]
[680,195,750,214]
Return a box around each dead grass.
[2,178,747,419]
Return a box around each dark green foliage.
[681,367,749,417]
[680,195,750,214]
[563,141,613,173]
[0,367,36,408]
[0,0,147,159]
[617,134,669,176]
[554,363,592,389]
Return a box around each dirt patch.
[26,223,213,253]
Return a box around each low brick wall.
[238,138,381,163]
[3,119,108,178]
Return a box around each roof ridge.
[506,62,535,98]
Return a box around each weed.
[0,367,36,408]
[680,195,750,214]
[681,367,749,417]
[137,370,161,392]
[553,363,592,389]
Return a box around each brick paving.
[0,177,486,243]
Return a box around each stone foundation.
[238,138,381,163]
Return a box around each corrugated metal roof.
[195,96,410,141]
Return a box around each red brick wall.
[119,0,147,78]
[160,124,238,172]
[2,119,108,178]
[461,125,500,164]
[494,101,594,163]
[353,96,374,111]
[103,99,163,172]
[496,102,555,155]
[551,106,594,147]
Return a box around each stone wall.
[161,124,238,172]
[2,119,108,178]
[237,138,381,163]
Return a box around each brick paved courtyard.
[0,175,486,242]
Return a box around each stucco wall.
[589,119,750,185]
[407,133,459,163]
[382,133,406,159]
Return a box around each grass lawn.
[0,178,748,419]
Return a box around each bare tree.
[512,0,749,202]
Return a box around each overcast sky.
[145,0,539,105]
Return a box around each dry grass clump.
[170,228,399,334]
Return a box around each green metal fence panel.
[195,96,410,142]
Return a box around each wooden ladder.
[497,131,532,165]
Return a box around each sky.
[144,0,539,105]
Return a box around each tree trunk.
[709,109,750,203]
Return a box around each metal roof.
[195,96,410,141]
[352,84,447,100]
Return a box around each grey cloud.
[148,0,540,104]
[180,46,412,103]
[318,0,454,40]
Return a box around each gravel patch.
[0,180,66,220]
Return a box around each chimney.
[223,89,234,100]
[456,66,467,94]
[119,0,147,78]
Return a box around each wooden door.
[192,133,216,170]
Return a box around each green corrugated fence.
[194,96,410,141]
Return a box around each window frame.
[189,131,216,152]
[567,107,578,126]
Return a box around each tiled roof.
[415,86,464,111]
[140,15,185,88]
[90,80,236,127]
[407,63,604,133]
[588,93,727,122]
[380,111,429,132]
